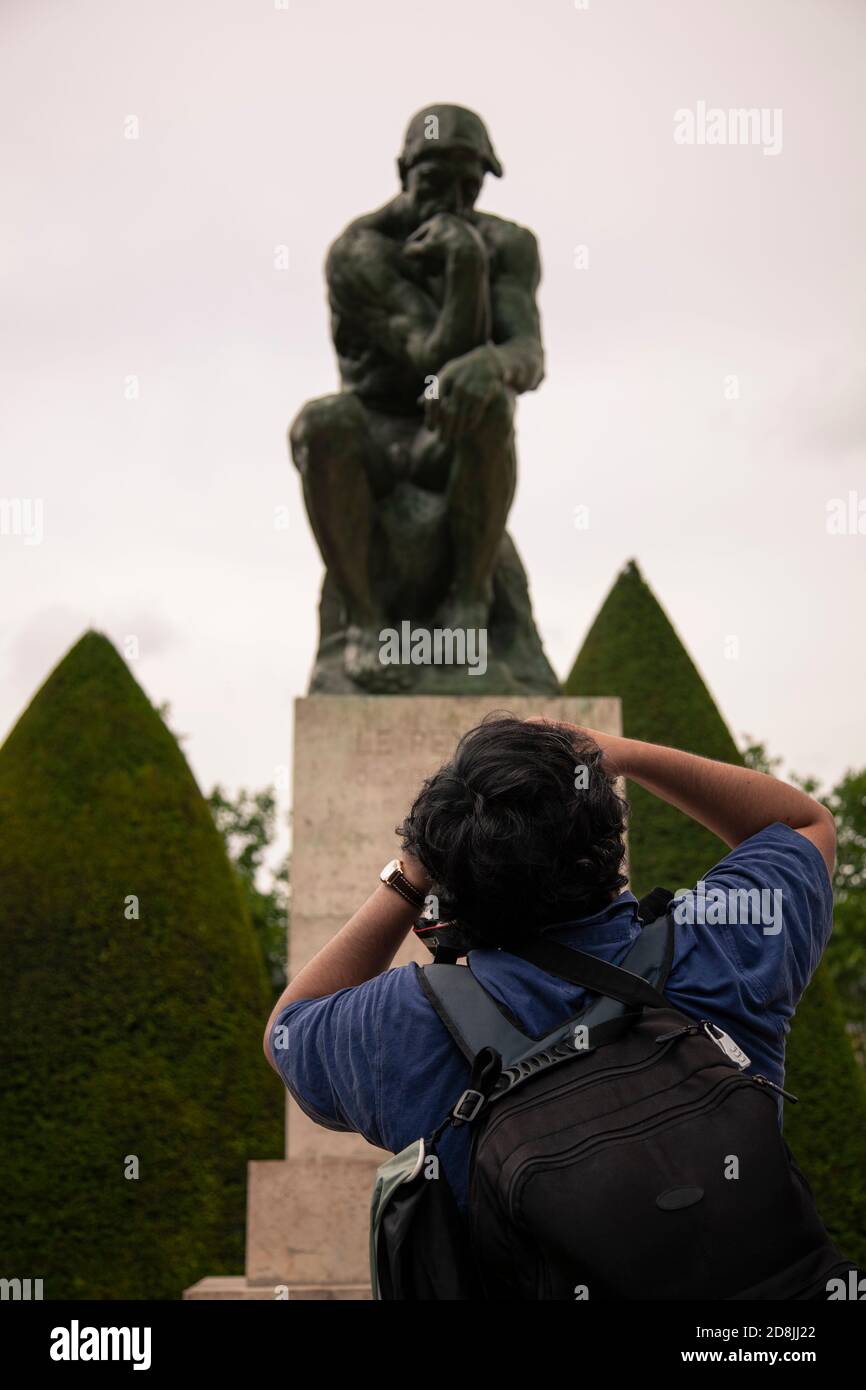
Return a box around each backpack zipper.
[656,1018,750,1067]
[655,1024,797,1100]
[752,1074,799,1103]
[655,1021,703,1043]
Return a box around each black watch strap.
[381,862,425,910]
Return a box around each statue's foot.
[344,624,414,692]
[432,590,492,636]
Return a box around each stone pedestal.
[184,694,621,1301]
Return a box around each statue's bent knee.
[289,393,365,473]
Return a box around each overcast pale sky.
[2,0,864,855]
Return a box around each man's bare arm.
[570,727,837,876]
[263,854,430,1071]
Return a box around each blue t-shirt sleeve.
[268,963,468,1157]
[671,821,833,1026]
[269,965,431,1150]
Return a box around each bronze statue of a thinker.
[290,104,558,694]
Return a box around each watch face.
[381,858,401,880]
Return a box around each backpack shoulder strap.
[621,896,676,993]
[509,889,675,1008]
[636,885,676,927]
[417,893,677,1070]
[507,937,668,1009]
[417,963,532,1065]
[493,908,678,1089]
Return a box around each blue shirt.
[270,823,833,1213]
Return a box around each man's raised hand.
[524,716,624,778]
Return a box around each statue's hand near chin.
[404,212,488,270]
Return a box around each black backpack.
[371,892,855,1300]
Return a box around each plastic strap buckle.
[452,1088,486,1124]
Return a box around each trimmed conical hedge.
[783,968,866,1264]
[565,559,740,890]
[0,632,283,1298]
[565,560,866,1265]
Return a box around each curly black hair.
[398,713,628,946]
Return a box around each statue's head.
[398,104,502,221]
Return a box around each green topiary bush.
[564,559,866,1266]
[0,632,283,1298]
[783,969,866,1264]
[565,558,739,891]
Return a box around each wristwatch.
[379,857,426,910]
